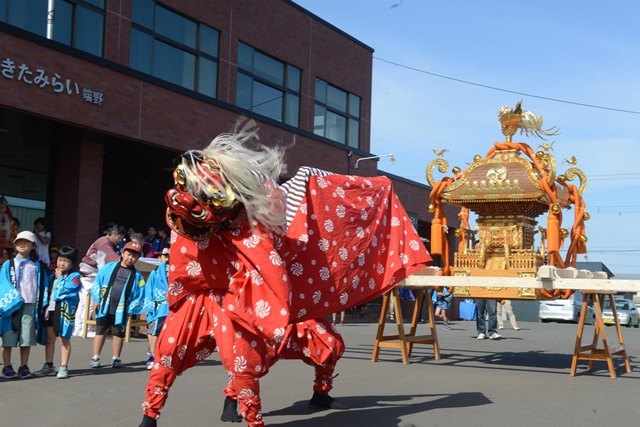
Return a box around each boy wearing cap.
[89,241,146,368]
[143,247,170,369]
[0,231,50,378]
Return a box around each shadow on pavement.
[67,358,222,377]
[265,392,491,426]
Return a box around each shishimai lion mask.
[165,121,286,240]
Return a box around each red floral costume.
[142,168,431,426]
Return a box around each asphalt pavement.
[1,310,639,427]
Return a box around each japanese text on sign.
[1,57,104,106]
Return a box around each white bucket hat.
[14,230,37,244]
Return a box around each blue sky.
[294,0,640,274]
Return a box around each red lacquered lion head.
[165,152,242,240]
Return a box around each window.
[236,42,301,127]
[130,0,219,97]
[314,79,360,148]
[0,0,105,56]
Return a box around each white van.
[539,291,595,324]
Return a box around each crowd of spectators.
[0,217,170,379]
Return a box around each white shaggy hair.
[178,120,287,232]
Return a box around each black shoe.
[138,415,157,427]
[220,397,243,423]
[309,392,349,410]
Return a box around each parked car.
[602,299,640,327]
[539,291,595,324]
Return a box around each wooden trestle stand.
[371,286,440,364]
[571,291,630,379]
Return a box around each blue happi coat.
[144,262,168,324]
[0,274,24,335]
[51,272,82,339]
[0,257,49,341]
[90,261,146,328]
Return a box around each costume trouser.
[278,318,344,394]
[476,299,498,335]
[497,300,519,329]
[142,290,271,427]
[226,317,345,401]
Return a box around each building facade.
[0,0,458,254]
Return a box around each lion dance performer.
[139,123,431,426]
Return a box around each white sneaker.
[477,333,486,340]
[489,332,502,340]
[90,357,101,368]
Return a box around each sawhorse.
[571,291,631,379]
[371,287,440,364]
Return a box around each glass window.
[348,118,359,148]
[236,73,253,110]
[52,1,73,45]
[254,52,283,86]
[286,65,300,92]
[314,105,326,135]
[315,79,327,104]
[7,0,47,37]
[235,42,300,127]
[75,5,104,56]
[153,40,195,90]
[326,85,347,111]
[1,0,105,55]
[252,80,283,122]
[130,1,219,97]
[132,0,154,28]
[349,95,361,118]
[314,78,361,147]
[198,57,217,98]
[325,111,346,144]
[155,5,196,49]
[199,25,218,57]
[238,43,253,71]
[285,94,299,127]
[0,0,7,22]
[130,28,152,73]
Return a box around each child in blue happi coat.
[90,241,146,368]
[0,231,50,379]
[143,247,169,369]
[33,246,82,379]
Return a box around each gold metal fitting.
[557,174,566,183]
[536,151,545,158]
[579,235,588,243]
[473,154,482,162]
[551,204,561,214]
[583,212,590,221]
[174,166,187,187]
[561,228,569,238]
[452,166,461,174]
[428,204,436,212]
